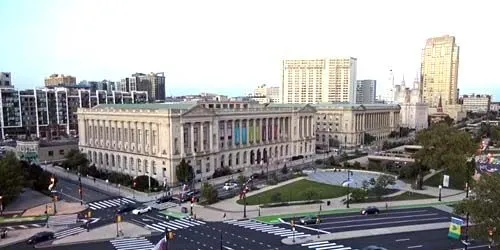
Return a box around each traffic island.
[281,222,451,245]
[50,222,151,246]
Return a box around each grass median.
[0,215,48,224]
[237,179,349,206]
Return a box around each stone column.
[270,118,274,142]
[149,122,153,154]
[180,123,185,156]
[200,122,204,152]
[209,121,214,152]
[190,123,195,153]
[238,119,242,146]
[246,119,250,145]
[224,120,228,149]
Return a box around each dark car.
[299,216,319,225]
[117,203,136,214]
[27,231,54,244]
[181,190,200,202]
[361,206,380,215]
[156,195,172,204]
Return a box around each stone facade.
[77,102,316,185]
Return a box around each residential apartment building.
[0,87,148,140]
[281,58,357,104]
[254,84,280,103]
[117,72,166,102]
[355,80,376,104]
[77,102,316,185]
[0,72,13,88]
[420,35,460,107]
[460,94,491,113]
[45,74,77,87]
[313,103,400,148]
[490,102,500,112]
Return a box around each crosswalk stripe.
[302,241,329,246]
[54,227,86,238]
[99,200,115,207]
[122,198,135,203]
[31,223,42,227]
[158,222,180,230]
[287,234,311,238]
[310,243,337,249]
[110,237,154,250]
[318,246,350,250]
[180,218,202,225]
[168,220,188,228]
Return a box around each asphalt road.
[281,207,455,233]
[55,177,111,203]
[335,228,491,250]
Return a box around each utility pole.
[78,173,83,205]
[464,212,470,250]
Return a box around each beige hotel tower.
[420,35,460,107]
[281,58,357,104]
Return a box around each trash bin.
[181,207,188,213]
[327,201,331,206]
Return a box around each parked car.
[156,195,172,204]
[27,231,54,244]
[132,206,153,215]
[117,203,136,214]
[223,182,238,191]
[299,216,319,225]
[361,206,380,215]
[180,190,200,202]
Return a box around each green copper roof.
[95,102,197,110]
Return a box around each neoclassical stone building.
[313,103,401,148]
[77,101,316,185]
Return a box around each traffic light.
[133,181,137,188]
[316,216,320,224]
[49,177,56,191]
[168,231,175,240]
[191,197,195,204]
[291,220,295,227]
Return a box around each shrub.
[134,175,160,192]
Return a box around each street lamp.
[463,212,470,250]
[0,196,3,216]
[118,184,121,205]
[438,185,442,201]
[78,173,83,205]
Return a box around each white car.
[223,182,238,191]
[132,206,152,215]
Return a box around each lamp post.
[0,196,3,216]
[464,212,470,250]
[78,173,83,205]
[465,182,470,198]
[438,185,442,201]
[346,170,352,208]
[118,184,121,205]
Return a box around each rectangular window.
[59,149,64,155]
[48,151,54,156]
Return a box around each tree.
[413,123,476,189]
[201,183,218,204]
[364,133,376,145]
[352,161,362,169]
[132,175,159,192]
[237,175,247,187]
[351,189,368,202]
[175,159,194,184]
[327,156,337,166]
[281,165,289,174]
[370,175,396,199]
[0,152,24,205]
[62,149,89,174]
[454,174,500,244]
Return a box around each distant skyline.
[1,0,499,100]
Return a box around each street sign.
[443,175,450,188]
[448,217,464,239]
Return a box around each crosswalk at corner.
[88,197,136,210]
[54,226,86,239]
[301,241,357,250]
[145,218,205,232]
[3,223,44,230]
[110,237,154,250]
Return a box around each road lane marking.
[222,245,234,249]
[321,217,449,230]
[279,218,331,234]
[396,238,410,242]
[316,213,441,226]
[407,245,423,249]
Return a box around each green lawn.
[237,179,349,205]
[0,215,48,224]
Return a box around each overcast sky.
[1,0,499,99]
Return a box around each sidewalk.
[51,222,151,246]
[41,154,323,203]
[22,201,87,217]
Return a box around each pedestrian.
[223,212,226,219]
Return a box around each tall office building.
[45,74,77,87]
[355,80,376,104]
[147,72,166,102]
[281,58,357,104]
[420,35,460,107]
[117,72,166,102]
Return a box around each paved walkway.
[22,201,87,217]
[51,222,151,246]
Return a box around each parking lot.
[281,207,455,233]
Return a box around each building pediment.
[181,104,216,117]
[298,104,317,113]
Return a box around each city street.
[334,228,491,250]
[281,207,455,233]
[55,177,112,203]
